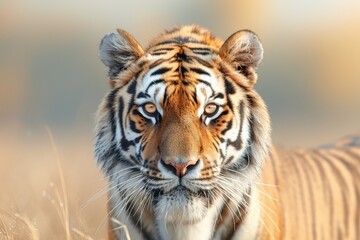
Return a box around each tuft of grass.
[14,214,40,240]
[0,211,10,240]
[0,208,39,240]
[46,127,71,240]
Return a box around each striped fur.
[95,25,360,240]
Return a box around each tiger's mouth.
[165,185,211,197]
[173,183,214,196]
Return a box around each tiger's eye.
[143,102,157,115]
[204,103,218,116]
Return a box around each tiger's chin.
[154,186,208,224]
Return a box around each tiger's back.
[260,137,360,239]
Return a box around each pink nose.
[161,159,200,176]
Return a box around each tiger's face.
[95,26,270,224]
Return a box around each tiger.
[94,25,360,240]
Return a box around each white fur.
[156,196,222,240]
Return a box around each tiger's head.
[95,26,270,225]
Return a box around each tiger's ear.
[219,30,263,85]
[99,29,144,81]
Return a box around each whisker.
[217,174,279,231]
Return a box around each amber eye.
[204,103,219,116]
[142,102,157,115]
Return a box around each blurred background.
[0,0,359,239]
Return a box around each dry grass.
[0,127,108,239]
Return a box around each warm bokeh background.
[1,0,359,239]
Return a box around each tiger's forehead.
[140,43,222,87]
[147,43,218,62]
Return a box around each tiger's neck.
[108,188,269,240]
[155,189,263,240]
[156,203,219,240]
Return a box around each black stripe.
[190,67,210,76]
[342,149,360,238]
[312,150,333,236]
[212,142,218,152]
[181,80,190,86]
[102,143,137,173]
[118,97,135,151]
[209,110,229,126]
[129,119,142,134]
[317,151,349,238]
[191,51,210,55]
[246,93,258,108]
[223,155,234,165]
[192,90,198,104]
[193,56,213,68]
[137,92,150,99]
[213,92,224,99]
[145,79,165,93]
[190,47,211,51]
[288,153,309,238]
[156,38,200,45]
[180,66,188,76]
[224,78,235,94]
[150,67,172,77]
[224,77,235,112]
[127,80,137,94]
[107,88,120,141]
[162,86,168,106]
[150,52,168,56]
[225,138,251,168]
[221,120,232,135]
[151,47,174,53]
[336,149,360,173]
[127,80,137,116]
[227,101,245,150]
[294,152,317,240]
[176,50,190,62]
[330,150,360,235]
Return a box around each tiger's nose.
[160,159,200,176]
